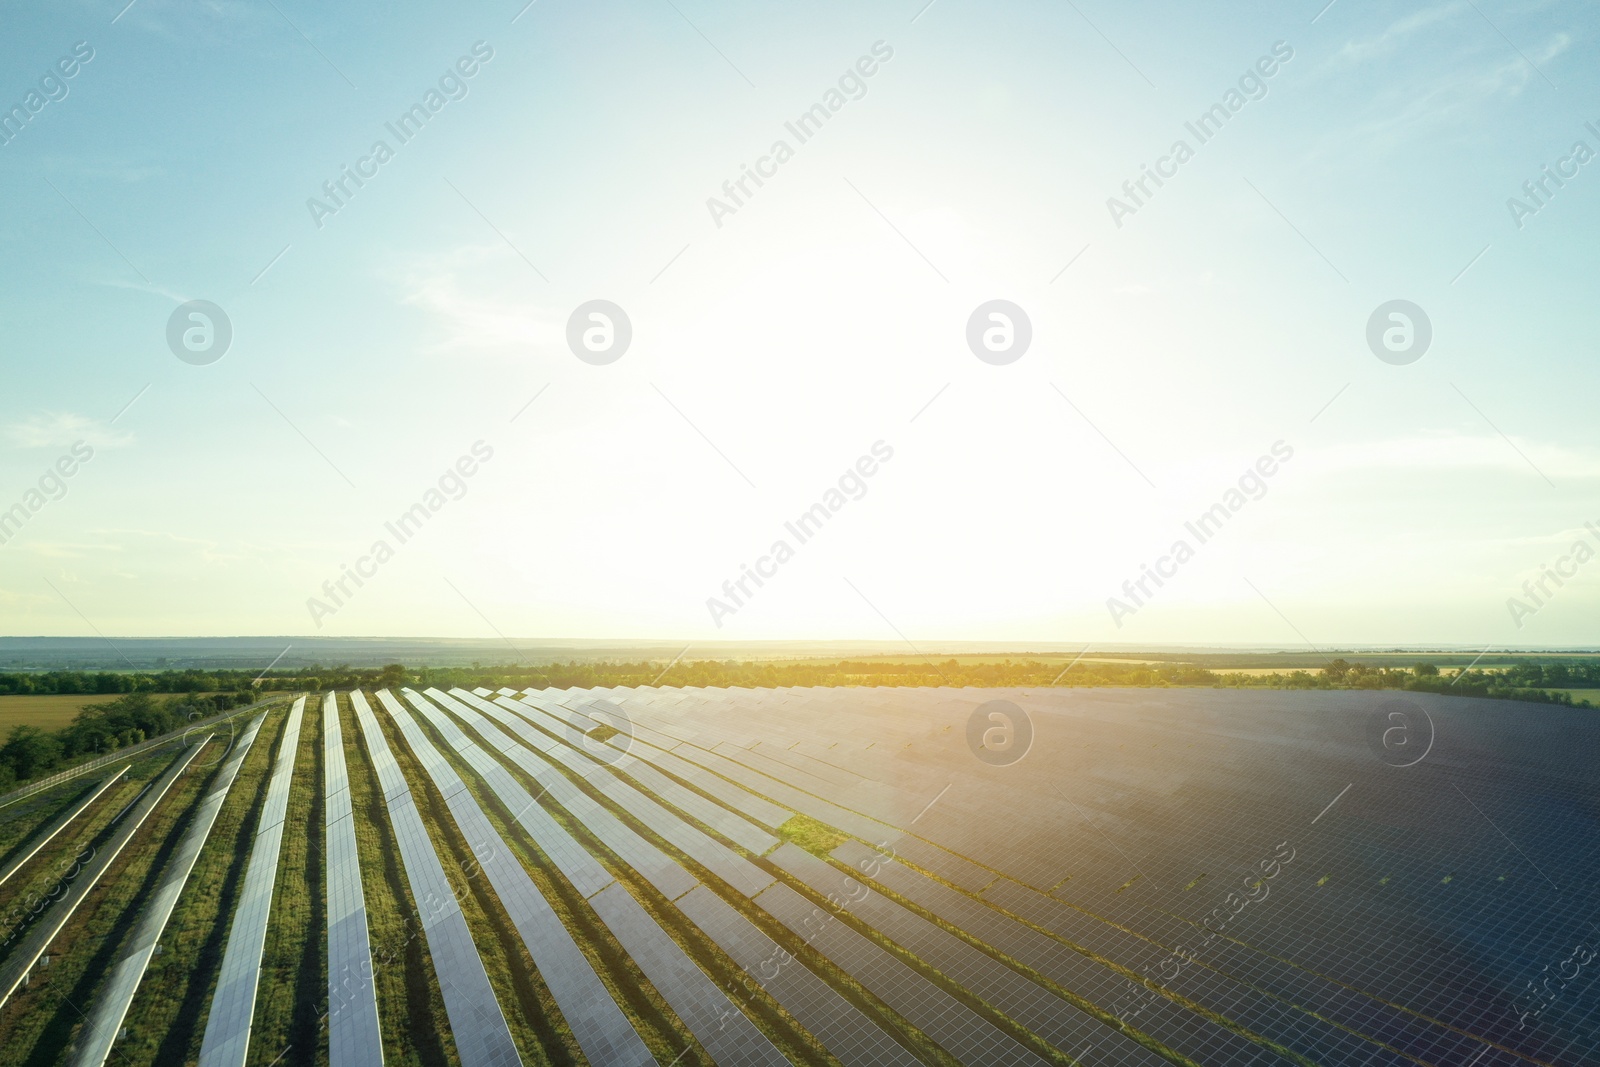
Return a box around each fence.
[0,694,300,812]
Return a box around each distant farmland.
[0,695,106,733]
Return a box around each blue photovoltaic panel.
[430,689,931,1067]
[405,689,618,900]
[198,697,306,1067]
[468,693,773,896]
[433,689,697,901]
[753,880,1051,1067]
[385,690,653,1067]
[0,738,210,1012]
[68,714,267,1067]
[349,692,522,1067]
[588,882,790,1067]
[674,885,925,1067]
[770,843,1170,1067]
[324,694,384,1067]
[0,765,129,892]
[494,694,783,853]
[406,691,797,1062]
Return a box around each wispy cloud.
[6,412,133,450]
[395,244,563,355]
[1302,5,1571,152]
[1326,2,1468,69]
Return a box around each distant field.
[0,694,105,732]
[787,653,1163,666]
[0,692,288,738]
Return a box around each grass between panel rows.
[0,739,221,1065]
[120,703,289,1067]
[343,692,458,1067]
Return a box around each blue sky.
[1,0,1597,646]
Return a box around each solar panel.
[674,885,925,1067]
[199,697,307,1067]
[473,694,776,887]
[67,714,268,1067]
[769,843,1168,1066]
[324,694,384,1067]
[0,765,129,893]
[753,880,1051,1067]
[381,690,654,1066]
[615,727,896,841]
[979,877,1381,1067]
[614,753,779,856]
[348,692,522,1067]
[349,691,410,803]
[401,690,617,900]
[624,739,794,829]
[427,690,696,901]
[0,735,212,1012]
[425,690,942,1066]
[398,692,798,1059]
[587,883,790,1067]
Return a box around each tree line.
[1,657,1591,792]
[0,669,253,695]
[0,690,257,791]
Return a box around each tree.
[1,726,63,779]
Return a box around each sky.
[1,0,1597,648]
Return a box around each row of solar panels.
[445,686,1254,1067]
[0,723,242,1067]
[519,685,1546,1067]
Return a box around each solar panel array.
[0,735,211,1011]
[770,842,1173,1067]
[378,689,656,1067]
[434,689,698,901]
[597,685,1600,1067]
[755,878,1050,1067]
[3,684,1587,1067]
[674,885,925,1067]
[0,765,128,893]
[199,697,305,1067]
[324,693,384,1067]
[68,714,267,1067]
[586,882,790,1067]
[396,688,797,1064]
[348,691,522,1067]
[424,687,926,1067]
[468,692,774,897]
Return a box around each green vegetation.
[585,723,621,745]
[0,695,110,734]
[0,669,263,696]
[343,694,458,1067]
[0,691,265,791]
[123,703,286,1067]
[0,739,221,1066]
[0,771,112,861]
[384,694,704,1067]
[252,696,327,1065]
[774,815,850,857]
[0,775,143,962]
[411,700,849,1066]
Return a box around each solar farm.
[0,685,1593,1067]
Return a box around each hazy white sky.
[1,0,1596,647]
